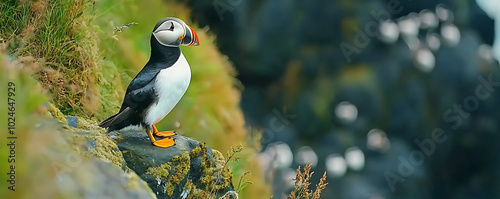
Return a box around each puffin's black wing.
[99,76,158,131]
[125,65,162,94]
[121,79,157,111]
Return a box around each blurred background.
[183,0,500,198]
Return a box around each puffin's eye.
[169,22,174,31]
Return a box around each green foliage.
[0,0,125,118]
[0,0,30,40]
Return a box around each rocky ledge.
[47,104,238,199]
[115,131,237,199]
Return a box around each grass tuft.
[1,0,123,117]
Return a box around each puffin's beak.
[182,25,199,46]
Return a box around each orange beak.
[182,25,199,46]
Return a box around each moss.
[75,116,107,134]
[165,150,191,196]
[90,135,124,168]
[201,149,233,192]
[146,163,171,181]
[212,150,226,167]
[184,180,211,199]
[52,115,124,169]
[47,102,68,123]
[190,142,206,158]
[43,111,124,169]
[188,144,234,198]
[145,150,192,196]
[144,143,235,198]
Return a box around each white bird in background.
[476,0,500,61]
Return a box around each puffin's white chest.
[145,53,191,125]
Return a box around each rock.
[46,110,237,199]
[56,158,156,199]
[6,116,157,199]
[66,116,79,128]
[117,131,236,199]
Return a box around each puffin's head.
[152,17,199,47]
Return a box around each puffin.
[99,17,199,147]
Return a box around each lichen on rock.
[117,130,237,198]
[147,163,171,181]
[89,134,125,168]
[166,151,191,196]
[45,108,127,169]
[199,148,233,193]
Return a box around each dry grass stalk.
[286,162,328,199]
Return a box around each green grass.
[1,0,124,118]
[0,1,30,42]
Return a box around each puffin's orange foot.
[152,137,175,148]
[154,130,177,137]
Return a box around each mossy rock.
[56,158,156,199]
[116,131,236,199]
